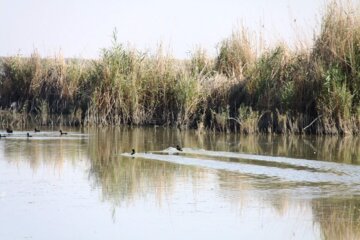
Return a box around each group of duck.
[130,145,182,155]
[1,129,183,155]
[0,128,68,138]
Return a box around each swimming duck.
[0,134,6,138]
[131,149,135,155]
[6,128,13,133]
[176,145,183,151]
[27,133,32,137]
[34,128,40,132]
[59,130,67,135]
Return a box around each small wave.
[121,149,360,186]
[162,148,360,177]
[0,131,88,141]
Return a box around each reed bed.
[1,0,360,134]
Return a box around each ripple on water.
[121,148,360,195]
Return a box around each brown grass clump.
[1,0,360,134]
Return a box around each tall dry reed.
[1,0,360,134]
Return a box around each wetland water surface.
[0,127,360,239]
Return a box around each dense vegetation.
[1,1,360,134]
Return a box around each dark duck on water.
[59,130,68,135]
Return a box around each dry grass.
[1,0,360,134]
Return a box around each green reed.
[1,0,360,134]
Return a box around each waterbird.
[176,145,183,151]
[59,130,67,135]
[131,149,135,155]
[34,128,40,132]
[27,133,32,138]
[6,128,13,133]
[0,134,6,138]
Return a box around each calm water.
[1,127,360,240]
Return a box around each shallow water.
[0,127,360,239]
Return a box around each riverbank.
[1,1,359,134]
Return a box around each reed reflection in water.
[0,127,360,239]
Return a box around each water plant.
[1,0,360,134]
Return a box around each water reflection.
[85,128,360,239]
[87,127,209,208]
[312,198,360,240]
[1,127,360,239]
[1,136,88,171]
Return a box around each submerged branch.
[228,117,242,126]
[303,115,323,131]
